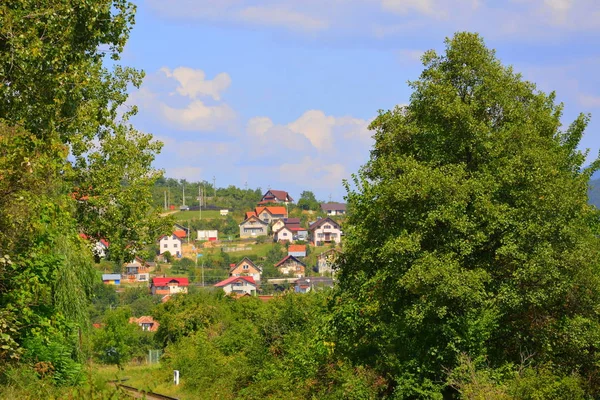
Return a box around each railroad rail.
[109,382,179,400]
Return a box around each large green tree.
[333,32,600,397]
[0,0,168,371]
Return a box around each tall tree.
[0,0,168,370]
[332,32,600,396]
[297,190,320,211]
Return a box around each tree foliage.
[0,0,167,375]
[333,32,600,396]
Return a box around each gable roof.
[239,215,268,226]
[274,226,293,235]
[245,211,257,219]
[255,206,287,216]
[79,233,110,248]
[231,257,261,272]
[275,255,306,268]
[288,244,306,253]
[262,189,293,202]
[214,275,256,287]
[284,217,301,225]
[173,230,187,239]
[320,202,347,212]
[152,277,189,286]
[309,217,341,231]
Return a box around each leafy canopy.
[333,32,600,397]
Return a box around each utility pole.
[199,185,202,220]
[182,183,185,207]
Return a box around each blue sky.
[122,0,600,201]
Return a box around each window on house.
[331,233,337,238]
[324,225,331,229]
[243,265,249,270]
[283,233,288,236]
[318,233,324,238]
[163,244,168,248]
[173,243,178,248]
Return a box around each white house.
[214,276,257,295]
[159,230,186,257]
[274,226,294,243]
[309,218,342,246]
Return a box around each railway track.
[109,382,179,400]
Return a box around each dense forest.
[3,1,600,399]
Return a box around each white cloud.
[579,94,600,108]
[279,157,348,190]
[288,110,338,151]
[160,67,232,101]
[160,100,236,131]
[381,0,439,17]
[167,166,203,181]
[237,6,328,32]
[130,68,237,133]
[398,49,425,63]
[247,116,275,136]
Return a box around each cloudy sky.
[122,0,600,201]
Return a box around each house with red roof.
[214,276,257,295]
[230,257,262,282]
[259,189,294,205]
[151,277,189,295]
[129,316,160,332]
[159,230,186,257]
[275,255,306,278]
[79,233,110,259]
[288,244,307,258]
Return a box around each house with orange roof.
[158,230,186,257]
[215,276,257,295]
[275,255,306,278]
[288,244,307,258]
[129,316,160,332]
[258,189,294,205]
[239,215,268,238]
[255,206,287,224]
[230,257,262,282]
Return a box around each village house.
[123,258,150,282]
[150,277,189,295]
[159,230,186,257]
[259,189,294,205]
[102,274,121,285]
[295,277,335,293]
[309,217,342,246]
[317,248,341,275]
[129,316,160,332]
[275,255,306,278]
[79,233,109,259]
[255,206,288,224]
[239,215,268,238]
[230,257,262,282]
[274,226,294,243]
[215,276,257,296]
[288,244,307,258]
[320,202,347,216]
